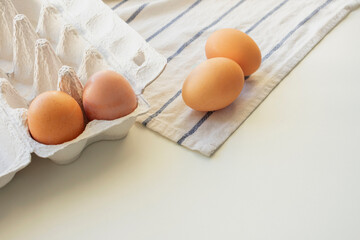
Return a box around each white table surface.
[1,6,360,240]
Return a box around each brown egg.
[205,28,261,76]
[83,70,137,121]
[182,57,244,111]
[28,91,85,145]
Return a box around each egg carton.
[0,0,167,188]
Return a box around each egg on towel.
[205,28,261,76]
[182,57,244,112]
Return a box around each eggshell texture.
[182,57,244,111]
[83,70,138,121]
[205,28,261,76]
[28,91,85,145]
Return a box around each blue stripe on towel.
[262,0,333,62]
[177,111,214,145]
[176,0,334,145]
[167,0,247,63]
[142,0,247,126]
[245,0,289,34]
[112,0,129,10]
[126,3,149,24]
[142,90,182,126]
[146,0,203,42]
[142,0,287,127]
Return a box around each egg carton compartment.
[0,0,166,188]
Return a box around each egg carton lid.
[0,0,167,187]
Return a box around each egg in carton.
[0,0,167,188]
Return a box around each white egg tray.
[0,0,167,188]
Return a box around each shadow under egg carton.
[0,0,167,188]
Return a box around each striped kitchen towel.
[107,0,360,156]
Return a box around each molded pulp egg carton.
[0,0,167,188]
